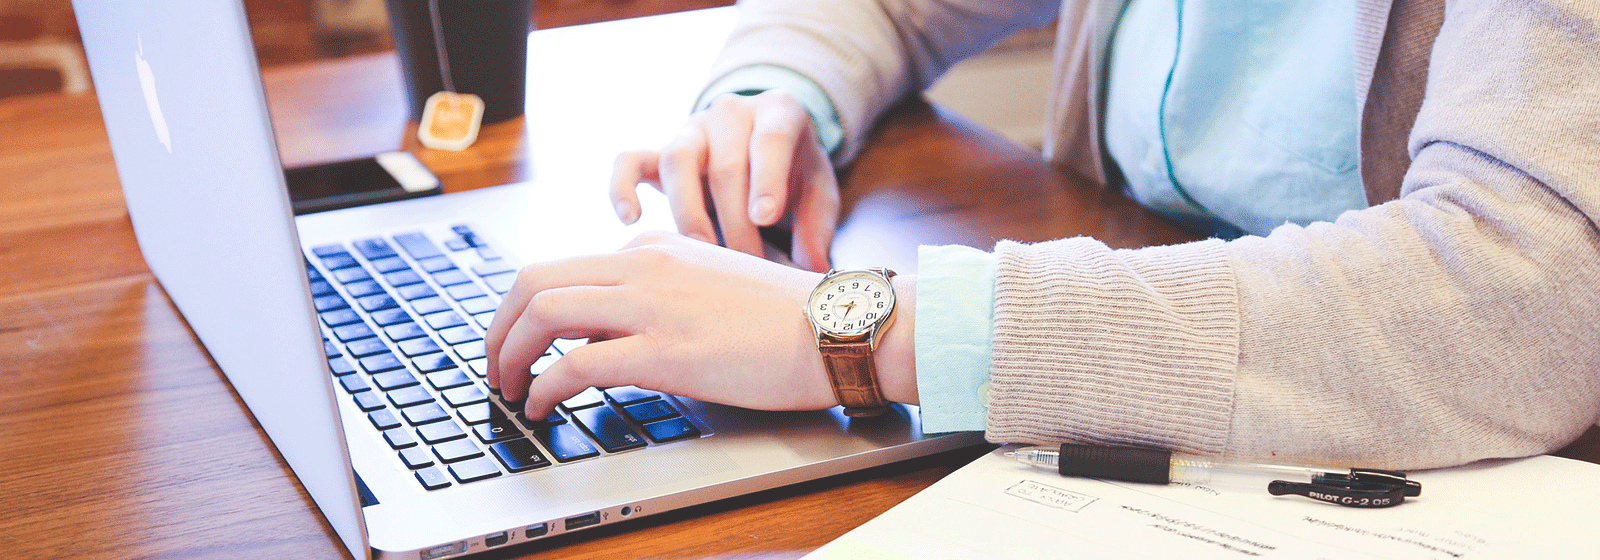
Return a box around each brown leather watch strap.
[819,338,890,417]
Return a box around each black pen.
[1006,444,1421,508]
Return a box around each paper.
[806,446,1600,559]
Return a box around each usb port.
[564,511,602,530]
[484,532,508,548]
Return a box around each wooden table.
[2,8,1596,560]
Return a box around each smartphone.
[285,151,442,215]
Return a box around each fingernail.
[751,195,777,223]
[615,201,637,224]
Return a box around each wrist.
[875,274,917,405]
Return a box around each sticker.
[418,91,484,151]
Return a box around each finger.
[700,112,765,256]
[658,126,718,245]
[485,254,637,390]
[522,337,653,419]
[496,285,635,402]
[747,96,810,226]
[609,150,661,225]
[790,141,841,273]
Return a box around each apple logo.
[134,35,172,153]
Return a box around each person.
[485,0,1600,470]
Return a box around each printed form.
[806,446,1599,559]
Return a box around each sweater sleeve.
[986,0,1600,470]
[704,0,1060,165]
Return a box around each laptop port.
[484,532,509,548]
[564,511,602,530]
[525,523,549,539]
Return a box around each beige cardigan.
[709,0,1600,469]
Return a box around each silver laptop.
[73,1,982,559]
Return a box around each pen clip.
[1267,469,1421,509]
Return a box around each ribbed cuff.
[985,237,1239,454]
[695,64,845,157]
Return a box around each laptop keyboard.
[306,224,704,491]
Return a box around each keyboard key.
[417,256,456,273]
[415,466,451,490]
[313,295,348,313]
[445,283,485,301]
[529,353,560,375]
[320,308,361,327]
[553,338,586,353]
[358,294,399,313]
[327,357,357,376]
[448,456,501,483]
[456,402,501,425]
[352,391,385,412]
[560,387,605,412]
[642,417,701,443]
[571,406,647,453]
[473,312,495,329]
[514,410,566,430]
[413,298,452,316]
[426,368,474,391]
[344,338,389,358]
[458,296,497,315]
[442,385,488,408]
[354,237,398,260]
[323,340,341,358]
[384,322,427,342]
[320,252,358,270]
[393,232,445,260]
[418,420,468,444]
[309,279,336,297]
[384,269,424,287]
[372,370,420,391]
[425,311,467,330]
[370,308,413,327]
[453,341,486,361]
[489,439,551,472]
[484,273,516,294]
[397,283,438,301]
[412,353,456,373]
[382,427,417,449]
[472,417,522,443]
[477,246,500,261]
[432,269,472,287]
[398,338,443,358]
[387,386,435,408]
[433,439,485,463]
[604,386,661,406]
[369,256,410,274]
[358,353,404,374]
[368,409,401,430]
[403,403,450,425]
[311,244,346,258]
[531,423,599,462]
[332,323,375,342]
[439,326,482,345]
[339,375,370,394]
[399,447,435,469]
[332,267,372,284]
[472,260,515,277]
[467,358,489,378]
[344,280,385,298]
[623,399,679,423]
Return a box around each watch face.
[807,270,895,337]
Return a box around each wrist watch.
[805,268,897,417]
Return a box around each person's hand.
[484,232,839,419]
[609,90,841,273]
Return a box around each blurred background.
[0,0,734,97]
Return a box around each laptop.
[72,1,984,559]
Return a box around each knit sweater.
[707,0,1600,469]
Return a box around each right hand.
[609,90,841,273]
